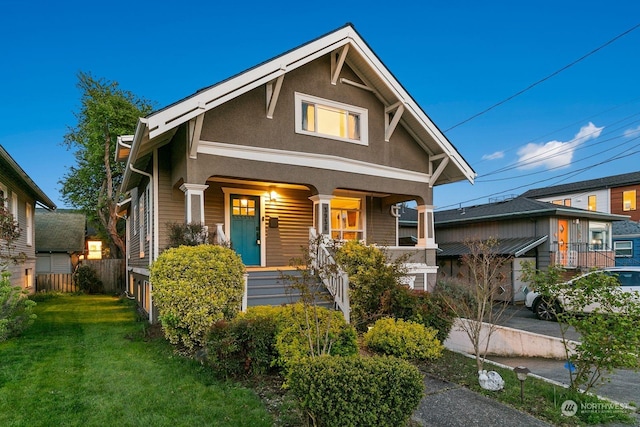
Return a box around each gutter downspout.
[129,162,154,323]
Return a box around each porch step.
[246,269,332,308]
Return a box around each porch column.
[309,194,334,236]
[416,204,436,248]
[179,183,209,224]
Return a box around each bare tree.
[440,237,512,372]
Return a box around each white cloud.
[624,125,640,138]
[482,151,504,160]
[516,122,603,170]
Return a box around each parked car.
[524,267,640,321]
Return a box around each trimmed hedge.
[364,317,443,360]
[288,355,424,427]
[150,244,245,351]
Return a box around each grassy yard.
[0,294,273,427]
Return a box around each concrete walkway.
[412,374,551,426]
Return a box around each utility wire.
[444,23,640,132]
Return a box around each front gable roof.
[435,196,629,226]
[0,145,56,209]
[521,171,640,199]
[121,23,475,192]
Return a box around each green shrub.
[288,355,424,427]
[211,304,358,373]
[274,303,358,369]
[334,240,407,331]
[381,285,455,342]
[0,271,37,341]
[364,317,443,360]
[433,278,478,314]
[205,315,279,378]
[150,244,245,351]
[73,264,104,294]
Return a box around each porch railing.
[309,228,350,323]
[552,242,616,269]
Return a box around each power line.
[444,23,640,132]
[436,135,640,210]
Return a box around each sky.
[1,0,639,211]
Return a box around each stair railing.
[309,227,350,323]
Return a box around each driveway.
[487,304,640,413]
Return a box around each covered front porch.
[178,176,439,291]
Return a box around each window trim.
[294,92,368,145]
[330,194,366,241]
[0,182,7,208]
[623,190,636,211]
[25,202,32,246]
[11,192,18,219]
[614,240,633,258]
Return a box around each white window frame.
[11,192,18,219]
[294,92,368,145]
[614,240,633,258]
[330,194,366,241]
[25,202,33,246]
[588,221,610,251]
[0,183,7,208]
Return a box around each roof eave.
[0,145,56,209]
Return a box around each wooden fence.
[36,259,126,294]
[36,273,77,293]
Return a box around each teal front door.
[230,195,261,265]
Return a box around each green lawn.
[0,295,273,427]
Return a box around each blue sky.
[1,0,639,210]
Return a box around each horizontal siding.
[367,196,396,246]
[157,148,185,251]
[264,188,313,266]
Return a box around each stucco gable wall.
[198,55,430,174]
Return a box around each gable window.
[588,195,596,211]
[295,92,368,145]
[623,190,636,211]
[614,241,633,257]
[331,196,364,241]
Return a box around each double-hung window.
[295,93,368,145]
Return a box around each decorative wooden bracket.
[266,72,285,119]
[188,102,205,159]
[384,102,405,142]
[429,154,449,188]
[331,44,349,85]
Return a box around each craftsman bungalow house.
[0,145,57,292]
[116,24,475,322]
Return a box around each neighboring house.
[35,209,86,274]
[522,171,640,265]
[521,171,640,221]
[116,24,476,322]
[0,145,56,292]
[397,205,418,246]
[611,220,640,266]
[434,196,628,303]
